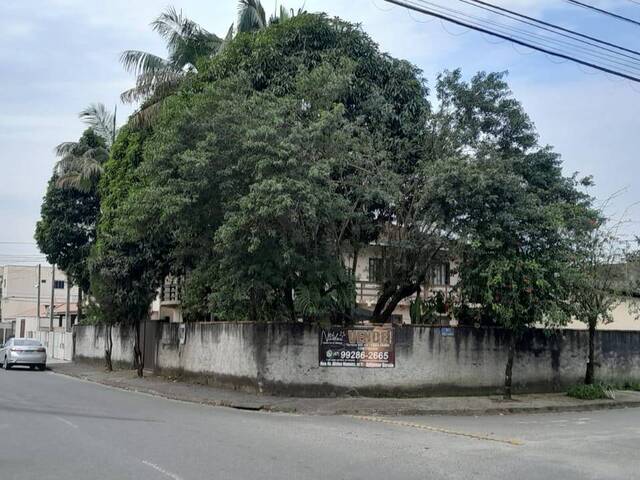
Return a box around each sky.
[1,0,639,264]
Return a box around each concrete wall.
[33,330,74,361]
[73,323,640,397]
[74,324,136,368]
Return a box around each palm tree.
[54,130,109,193]
[120,4,304,125]
[54,103,116,192]
[236,1,305,33]
[120,7,223,124]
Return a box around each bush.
[567,383,615,400]
[618,380,640,392]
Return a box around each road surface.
[1,365,639,479]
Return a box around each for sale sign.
[319,326,395,368]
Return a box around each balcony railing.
[355,281,450,306]
[160,282,181,305]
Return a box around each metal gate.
[142,320,160,373]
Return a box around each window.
[14,339,42,347]
[54,280,65,289]
[430,263,450,286]
[369,258,384,283]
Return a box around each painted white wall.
[564,298,640,331]
[1,265,79,323]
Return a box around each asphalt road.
[1,366,639,480]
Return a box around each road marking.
[141,460,184,480]
[55,416,78,429]
[350,415,524,446]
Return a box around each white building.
[1,265,79,338]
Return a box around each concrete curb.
[49,366,640,417]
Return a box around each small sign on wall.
[319,326,395,368]
[440,327,455,337]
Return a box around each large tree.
[35,129,107,292]
[441,149,596,399]
[568,217,640,384]
[88,124,168,375]
[99,13,428,324]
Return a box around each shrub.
[567,383,615,400]
[619,380,640,392]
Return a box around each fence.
[73,322,640,397]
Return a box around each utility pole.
[36,264,41,329]
[49,265,55,331]
[65,279,71,332]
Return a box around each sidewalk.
[49,362,640,416]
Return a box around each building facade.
[1,265,79,338]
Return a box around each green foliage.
[34,174,100,292]
[35,129,106,292]
[80,11,598,331]
[409,292,451,325]
[427,76,597,332]
[103,14,428,322]
[567,383,615,400]
[618,380,640,391]
[53,129,109,193]
[89,125,169,326]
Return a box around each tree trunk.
[351,247,359,279]
[373,283,421,323]
[104,324,113,372]
[284,288,296,323]
[133,320,144,377]
[504,332,517,400]
[77,289,83,323]
[585,319,597,385]
[372,288,394,320]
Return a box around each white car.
[0,338,47,371]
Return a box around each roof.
[6,302,77,320]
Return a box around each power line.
[409,0,640,74]
[437,0,640,73]
[565,0,640,28]
[465,0,640,58]
[382,0,640,83]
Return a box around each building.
[342,243,457,323]
[1,265,79,337]
[154,241,458,324]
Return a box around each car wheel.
[38,364,46,371]
[29,365,36,370]
[3,357,10,370]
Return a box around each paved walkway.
[49,362,640,416]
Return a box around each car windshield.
[13,340,42,347]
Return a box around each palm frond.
[120,67,182,104]
[119,50,170,76]
[237,0,267,33]
[152,6,204,46]
[54,141,78,157]
[225,23,235,41]
[79,103,116,147]
[128,99,165,129]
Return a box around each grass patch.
[618,380,640,392]
[567,383,615,400]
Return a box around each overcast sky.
[1,0,639,264]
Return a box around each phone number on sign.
[328,350,390,361]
